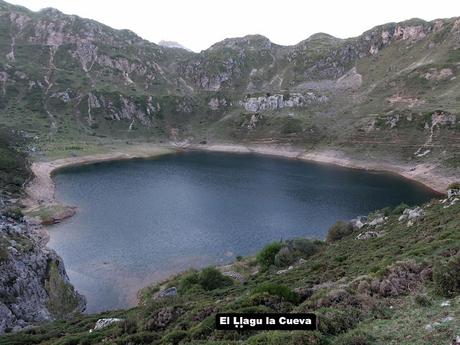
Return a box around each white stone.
[90,318,123,332]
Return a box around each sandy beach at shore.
[24,142,453,224]
[23,145,175,222]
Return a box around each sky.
[6,0,460,52]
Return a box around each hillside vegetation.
[0,193,459,344]
[0,0,457,180]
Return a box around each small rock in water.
[90,318,123,332]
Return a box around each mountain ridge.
[0,0,456,188]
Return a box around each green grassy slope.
[1,196,459,344]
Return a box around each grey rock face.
[0,217,85,334]
[398,207,425,222]
[447,189,459,198]
[369,216,386,227]
[356,231,383,240]
[157,287,177,299]
[240,93,328,113]
[90,318,123,332]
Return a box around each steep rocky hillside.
[0,140,85,334]
[0,0,457,180]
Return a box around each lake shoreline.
[23,142,449,224]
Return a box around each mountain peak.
[209,34,272,51]
[158,40,192,51]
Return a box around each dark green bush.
[246,330,324,345]
[447,182,460,190]
[334,329,376,345]
[253,282,299,304]
[413,294,432,307]
[179,270,200,292]
[380,207,392,217]
[291,238,321,257]
[273,239,321,268]
[180,267,232,292]
[116,331,160,345]
[190,316,215,340]
[274,247,294,267]
[392,202,409,215]
[0,241,9,262]
[199,267,232,291]
[433,255,460,297]
[117,318,138,335]
[163,330,188,344]
[326,221,354,243]
[3,206,23,220]
[256,242,283,270]
[317,307,362,335]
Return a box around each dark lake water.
[48,151,437,312]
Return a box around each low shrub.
[117,318,138,335]
[256,242,283,270]
[0,240,9,262]
[116,331,160,345]
[246,330,324,345]
[179,270,200,292]
[447,182,460,190]
[190,316,215,340]
[433,254,460,297]
[326,221,354,243]
[413,294,432,307]
[290,238,321,258]
[253,283,299,304]
[163,330,188,344]
[334,329,376,345]
[392,202,409,215]
[3,206,23,220]
[180,267,232,292]
[273,247,294,267]
[273,239,321,268]
[199,267,233,291]
[317,307,362,335]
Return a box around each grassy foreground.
[0,192,459,344]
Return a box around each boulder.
[222,271,245,282]
[351,216,368,229]
[157,287,177,299]
[369,217,385,227]
[90,318,123,332]
[448,189,460,199]
[398,207,424,223]
[356,231,381,240]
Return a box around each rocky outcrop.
[90,318,123,332]
[355,260,430,297]
[208,97,228,111]
[240,93,328,113]
[0,216,85,334]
